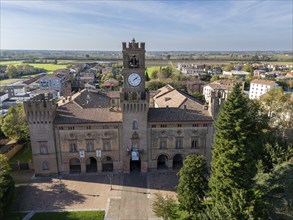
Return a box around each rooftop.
[251,79,276,85]
[55,101,122,124]
[148,108,212,122]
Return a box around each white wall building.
[249,79,278,99]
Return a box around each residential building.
[203,79,244,102]
[177,63,207,78]
[249,79,278,99]
[39,69,72,97]
[223,70,250,78]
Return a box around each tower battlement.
[123,38,145,50]
[24,94,57,124]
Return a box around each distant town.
[0,49,292,116]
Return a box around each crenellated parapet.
[122,38,145,70]
[24,94,57,124]
[122,38,145,50]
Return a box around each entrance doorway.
[173,154,183,169]
[130,159,141,172]
[102,156,113,172]
[86,157,97,173]
[69,158,81,173]
[157,154,168,169]
[130,148,141,172]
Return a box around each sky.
[0,0,292,51]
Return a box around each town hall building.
[24,39,221,176]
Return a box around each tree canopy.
[1,104,29,142]
[255,162,293,219]
[223,64,234,71]
[242,64,254,73]
[0,154,14,218]
[152,193,178,220]
[177,154,208,216]
[260,87,293,135]
[209,84,266,219]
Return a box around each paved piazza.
[12,170,179,219]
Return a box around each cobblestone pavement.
[12,170,179,219]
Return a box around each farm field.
[0,61,67,73]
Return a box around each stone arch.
[157,154,168,169]
[86,157,97,173]
[69,157,81,173]
[173,154,183,169]
[102,156,113,172]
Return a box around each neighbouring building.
[39,69,72,97]
[249,79,278,99]
[177,63,207,78]
[24,39,221,176]
[223,70,250,78]
[203,79,244,102]
[183,80,207,94]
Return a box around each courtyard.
[11,170,179,220]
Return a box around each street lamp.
[107,173,114,190]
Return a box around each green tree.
[152,70,158,79]
[159,66,173,79]
[210,74,220,82]
[145,71,150,81]
[152,193,178,220]
[209,84,266,219]
[1,104,29,142]
[0,155,10,176]
[223,64,234,71]
[0,154,14,218]
[191,92,205,103]
[260,87,293,136]
[242,64,254,73]
[6,64,18,78]
[146,80,166,90]
[177,154,208,216]
[255,162,293,219]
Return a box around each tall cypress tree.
[209,84,265,219]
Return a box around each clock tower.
[121,39,149,172]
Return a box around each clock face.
[128,73,141,87]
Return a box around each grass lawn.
[31,211,105,220]
[2,212,28,220]
[146,66,165,78]
[28,63,67,73]
[9,142,32,163]
[0,61,24,65]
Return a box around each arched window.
[86,142,94,152]
[42,161,49,170]
[191,139,197,148]
[132,120,138,130]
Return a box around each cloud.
[1,0,292,50]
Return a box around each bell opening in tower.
[129,55,139,68]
